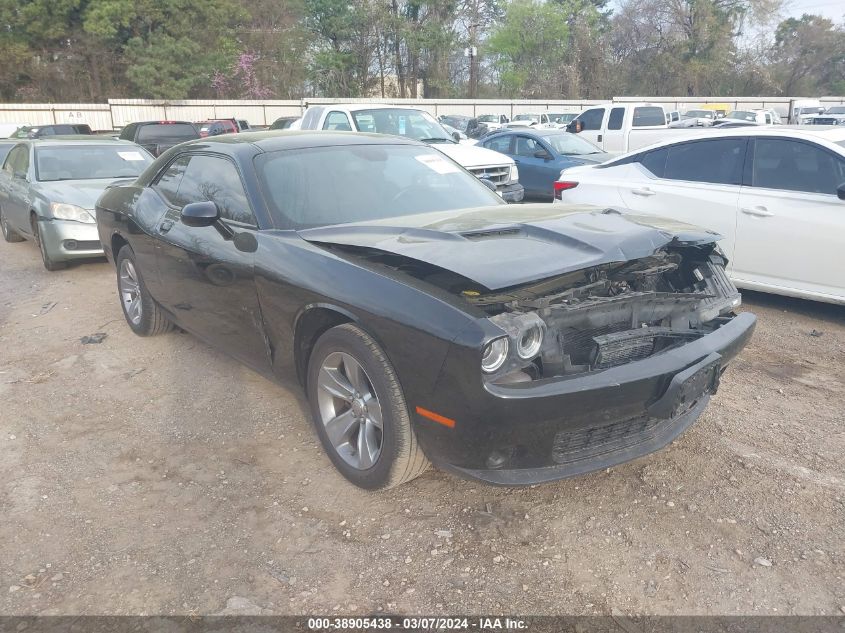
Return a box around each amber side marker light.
[415,406,456,429]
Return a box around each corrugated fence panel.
[0,103,112,129]
[0,97,842,131]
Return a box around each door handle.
[741,206,773,217]
[631,187,655,197]
[159,219,174,233]
[597,134,603,143]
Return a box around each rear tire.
[31,216,66,271]
[115,245,172,336]
[0,208,23,242]
[306,324,429,490]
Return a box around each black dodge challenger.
[96,131,756,489]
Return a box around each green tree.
[487,0,570,96]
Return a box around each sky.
[781,0,845,21]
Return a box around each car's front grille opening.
[468,165,510,186]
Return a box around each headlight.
[481,337,509,373]
[50,203,95,224]
[509,164,519,183]
[516,322,543,359]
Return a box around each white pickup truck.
[298,104,524,202]
[566,103,707,153]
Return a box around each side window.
[514,136,540,157]
[483,136,512,154]
[4,146,25,173]
[632,107,667,127]
[639,147,668,178]
[752,138,845,195]
[177,155,255,225]
[119,124,135,141]
[323,111,352,131]
[578,108,605,130]
[607,107,625,131]
[154,155,191,207]
[663,138,746,185]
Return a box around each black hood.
[299,205,721,291]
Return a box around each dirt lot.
[0,239,843,618]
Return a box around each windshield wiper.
[420,137,455,144]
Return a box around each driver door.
[150,152,271,370]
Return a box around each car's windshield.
[440,116,470,132]
[477,115,499,123]
[257,144,503,229]
[548,113,577,124]
[137,123,198,143]
[540,132,602,155]
[513,114,538,121]
[684,110,714,118]
[35,145,153,181]
[350,109,453,143]
[825,106,845,114]
[727,110,757,121]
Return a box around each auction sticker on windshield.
[118,151,146,161]
[415,154,460,174]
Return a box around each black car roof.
[175,130,424,152]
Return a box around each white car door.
[574,107,608,148]
[733,136,845,302]
[617,138,747,263]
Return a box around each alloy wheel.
[316,352,384,470]
[119,259,143,325]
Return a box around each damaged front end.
[475,243,741,385]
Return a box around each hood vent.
[460,227,521,240]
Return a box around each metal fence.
[0,96,843,130]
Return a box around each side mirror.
[837,183,845,201]
[567,120,582,133]
[452,131,461,142]
[181,201,220,227]
[480,178,497,193]
[534,150,552,160]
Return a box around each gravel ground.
[0,239,843,617]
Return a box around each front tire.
[306,324,429,490]
[31,216,66,271]
[115,245,172,336]
[0,208,23,242]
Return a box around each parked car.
[810,105,845,126]
[95,131,754,489]
[118,121,200,157]
[0,138,153,270]
[479,129,613,200]
[789,99,823,124]
[440,123,477,145]
[439,115,488,139]
[10,124,93,138]
[269,116,299,130]
[670,109,716,127]
[298,104,524,202]
[546,112,581,128]
[553,128,845,305]
[566,103,673,152]
[198,119,238,137]
[477,114,509,130]
[716,110,778,126]
[506,113,548,128]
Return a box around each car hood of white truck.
[434,142,514,169]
